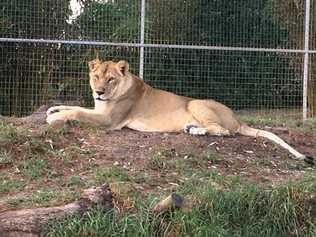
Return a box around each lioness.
[46,59,314,164]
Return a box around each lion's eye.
[95,75,99,80]
[108,77,115,83]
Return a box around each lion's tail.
[238,123,314,165]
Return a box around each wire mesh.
[144,48,303,114]
[0,0,315,118]
[145,0,305,49]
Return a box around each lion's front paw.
[46,112,67,125]
[46,108,80,125]
[47,106,61,116]
[46,106,73,116]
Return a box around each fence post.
[303,0,311,120]
[139,0,146,80]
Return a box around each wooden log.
[0,184,113,237]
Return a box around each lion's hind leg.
[184,123,230,136]
[184,124,207,135]
[205,124,230,136]
[186,100,235,136]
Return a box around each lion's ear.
[88,59,101,72]
[117,60,129,76]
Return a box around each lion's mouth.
[95,97,109,102]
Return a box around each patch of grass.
[7,197,26,208]
[0,173,25,193]
[131,171,166,187]
[172,151,223,178]
[0,151,13,166]
[27,136,52,154]
[278,159,310,171]
[203,151,223,164]
[95,166,130,184]
[175,183,315,236]
[0,121,19,144]
[301,119,316,131]
[47,175,316,237]
[147,149,177,171]
[67,175,84,187]
[41,124,72,137]
[20,157,51,180]
[147,153,168,170]
[6,188,81,209]
[30,188,79,206]
[30,188,58,205]
[238,113,316,132]
[237,113,298,127]
[54,146,94,166]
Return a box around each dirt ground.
[64,124,316,183]
[0,110,315,213]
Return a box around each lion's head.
[88,59,132,102]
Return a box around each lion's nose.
[96,90,104,96]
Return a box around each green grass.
[95,166,130,184]
[237,113,316,131]
[0,151,13,165]
[0,173,25,193]
[6,188,81,208]
[67,175,84,187]
[147,151,170,171]
[54,145,93,166]
[145,149,216,177]
[47,174,316,237]
[0,121,19,144]
[30,188,58,205]
[20,157,51,180]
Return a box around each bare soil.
[76,125,316,182]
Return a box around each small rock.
[244,150,254,154]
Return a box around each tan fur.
[46,59,310,161]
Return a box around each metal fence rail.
[0,0,315,119]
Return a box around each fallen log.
[0,184,113,237]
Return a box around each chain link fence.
[0,0,315,119]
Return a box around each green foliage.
[74,0,139,42]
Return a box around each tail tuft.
[304,156,315,166]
